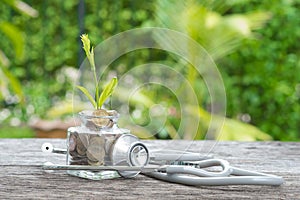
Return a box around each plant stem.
[92,66,99,109]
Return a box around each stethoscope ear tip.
[41,143,53,153]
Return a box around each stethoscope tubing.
[163,159,232,177]
[145,172,284,186]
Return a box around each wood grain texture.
[0,139,299,199]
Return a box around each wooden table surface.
[0,139,299,199]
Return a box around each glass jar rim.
[78,110,119,120]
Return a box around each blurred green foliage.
[0,0,299,140]
[0,126,34,138]
[0,0,38,138]
[153,0,273,141]
[222,0,300,140]
[0,0,38,105]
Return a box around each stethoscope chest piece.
[128,142,149,166]
[109,134,150,178]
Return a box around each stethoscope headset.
[42,134,284,186]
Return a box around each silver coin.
[68,134,77,152]
[70,158,88,165]
[76,133,89,156]
[108,110,117,116]
[91,109,110,127]
[87,159,103,166]
[104,134,118,154]
[87,136,105,163]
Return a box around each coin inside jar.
[68,134,77,152]
[70,157,88,165]
[91,109,111,128]
[87,136,105,164]
[87,159,102,166]
[104,134,118,154]
[76,133,89,156]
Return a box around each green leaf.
[98,77,118,108]
[0,65,24,104]
[2,0,38,17]
[76,85,97,108]
[81,34,90,57]
[80,34,96,71]
[0,50,10,67]
[0,22,24,60]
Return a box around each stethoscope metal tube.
[42,143,67,154]
[42,159,230,176]
[150,152,213,162]
[42,162,164,173]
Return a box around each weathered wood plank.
[0,139,299,199]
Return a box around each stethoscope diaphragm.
[128,142,149,166]
[110,134,150,178]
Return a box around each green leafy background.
[0,0,299,141]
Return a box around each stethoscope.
[42,134,284,186]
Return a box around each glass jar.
[66,109,141,180]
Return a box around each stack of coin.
[68,132,89,165]
[86,136,105,165]
[82,109,116,130]
[92,109,110,128]
[68,131,121,166]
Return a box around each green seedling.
[77,34,117,109]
